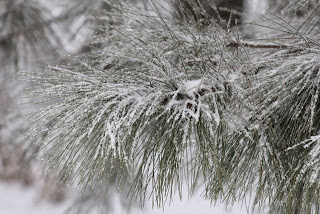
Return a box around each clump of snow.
[183,79,202,96]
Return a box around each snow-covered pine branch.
[24,0,251,207]
[23,0,320,213]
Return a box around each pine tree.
[24,0,320,213]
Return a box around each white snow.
[0,182,248,214]
[0,182,70,214]
[183,79,202,96]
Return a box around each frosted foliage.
[0,0,107,212]
[0,0,100,73]
[0,0,102,173]
[241,34,320,212]
[265,0,320,34]
[247,52,320,139]
[24,0,249,206]
[24,0,320,213]
[275,0,319,14]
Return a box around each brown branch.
[227,41,288,49]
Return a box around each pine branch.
[23,0,320,213]
[24,0,251,208]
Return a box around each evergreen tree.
[24,0,320,213]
